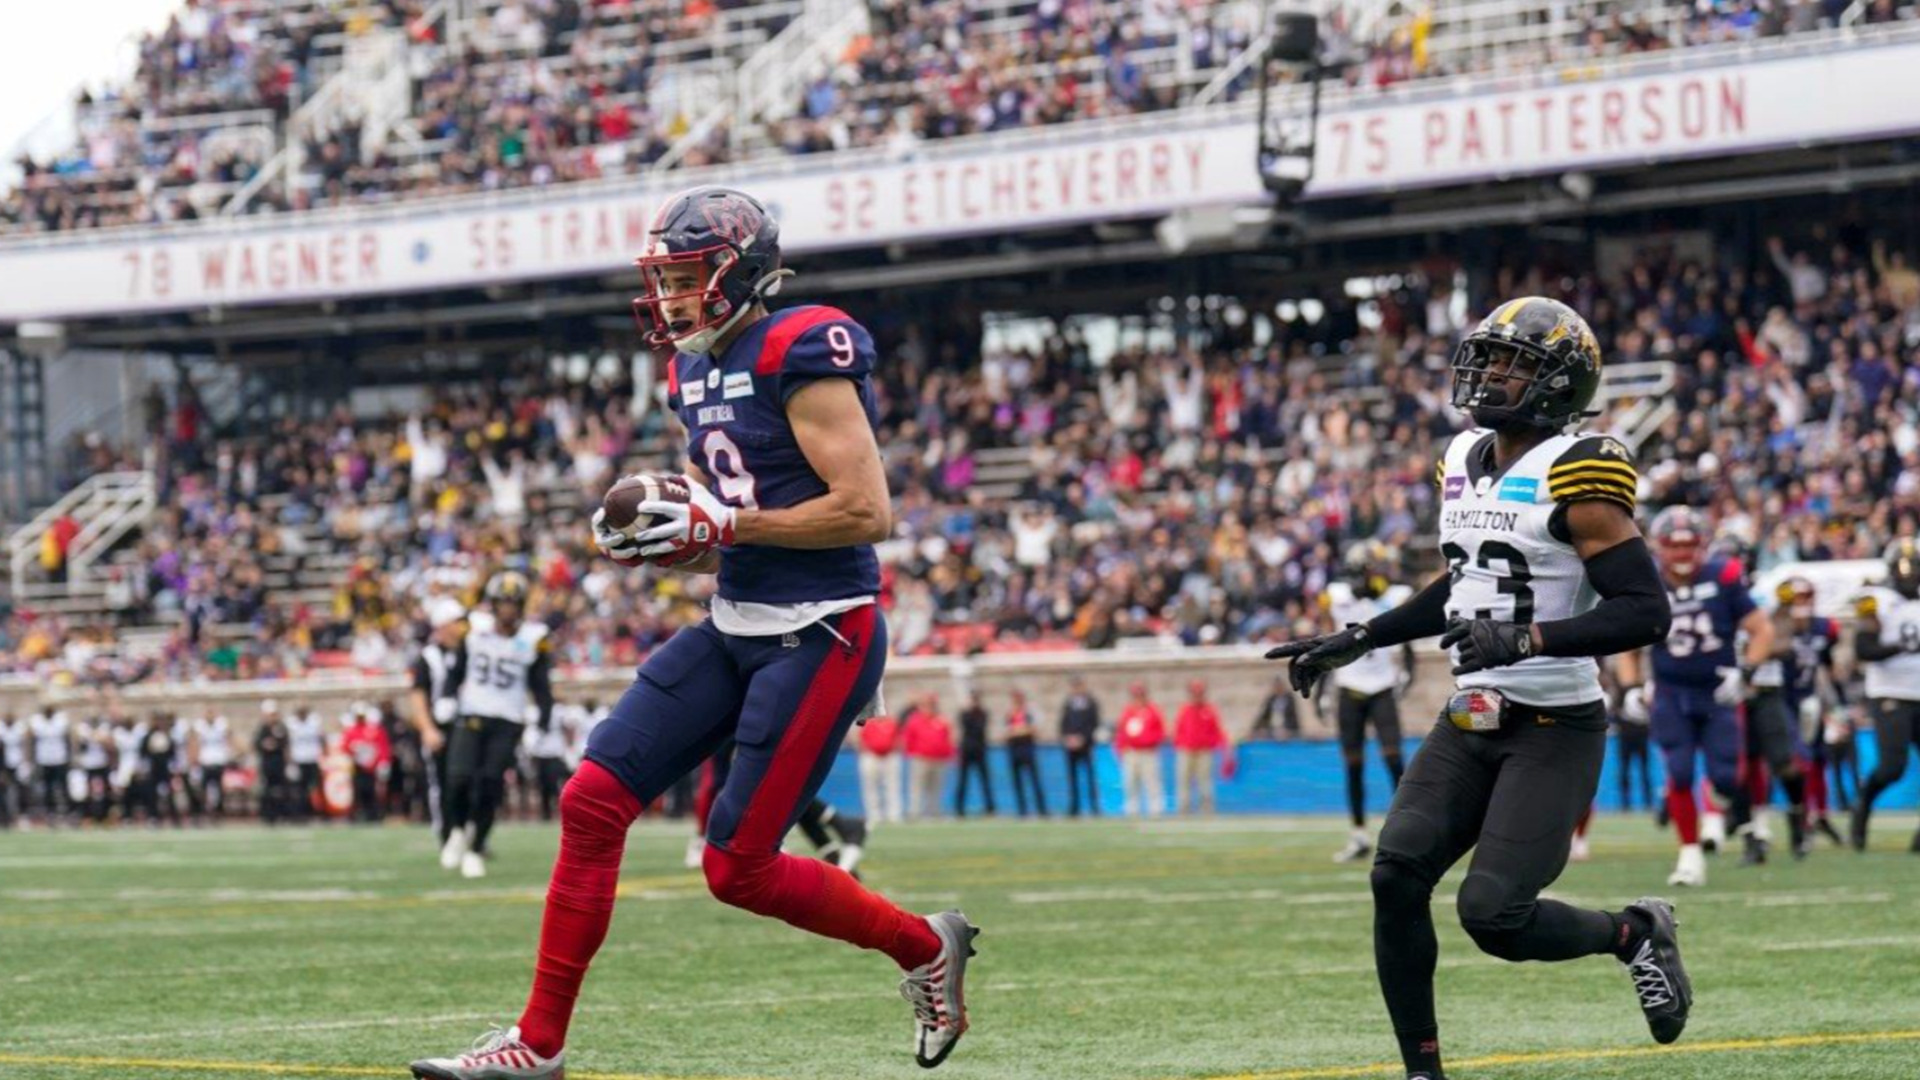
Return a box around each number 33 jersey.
[665,305,883,606]
[1436,429,1638,707]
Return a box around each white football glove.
[432,698,456,724]
[634,475,737,563]
[1713,666,1745,706]
[591,506,648,565]
[1621,685,1650,723]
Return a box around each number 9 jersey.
[665,304,883,606]
[1436,429,1639,707]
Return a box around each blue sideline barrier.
[812,736,1918,818]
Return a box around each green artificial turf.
[3,814,1917,1079]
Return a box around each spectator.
[341,704,392,823]
[901,695,953,821]
[857,710,903,824]
[1058,676,1102,817]
[1114,682,1165,818]
[1172,680,1226,815]
[1005,690,1045,818]
[953,689,996,817]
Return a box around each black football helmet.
[1887,538,1920,599]
[632,186,790,355]
[1343,539,1393,599]
[485,570,530,626]
[1451,296,1603,431]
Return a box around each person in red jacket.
[901,696,954,820]
[1114,682,1166,817]
[1173,680,1228,815]
[341,703,392,823]
[858,712,904,824]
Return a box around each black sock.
[1609,908,1653,960]
[1346,761,1366,827]
[1395,1027,1442,1079]
[1385,755,1405,792]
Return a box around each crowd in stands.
[10,0,1917,234]
[3,220,1918,687]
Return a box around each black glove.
[1265,624,1374,699]
[1440,618,1534,675]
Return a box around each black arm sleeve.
[1535,537,1672,658]
[1855,625,1901,662]
[1364,573,1452,648]
[443,644,467,698]
[411,657,432,694]
[528,649,555,730]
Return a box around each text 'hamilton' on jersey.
[665,305,883,606]
[458,610,553,722]
[1324,581,1413,695]
[1435,431,1638,708]
[1652,559,1754,689]
[1855,586,1920,702]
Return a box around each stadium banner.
[5,36,1920,321]
[0,123,1261,322]
[1307,36,1920,196]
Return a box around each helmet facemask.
[1452,340,1558,431]
[632,245,745,355]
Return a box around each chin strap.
[682,268,797,355]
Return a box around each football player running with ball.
[410,188,976,1080]
[1268,297,1688,1080]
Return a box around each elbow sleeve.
[1536,537,1671,658]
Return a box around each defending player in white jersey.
[439,571,555,879]
[1321,540,1414,862]
[1848,538,1920,851]
[1269,296,1687,1080]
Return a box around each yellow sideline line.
[1202,1028,1920,1080]
[6,1030,1918,1080]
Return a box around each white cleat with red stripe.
[410,1025,564,1080]
[900,910,981,1069]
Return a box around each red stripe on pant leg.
[731,605,877,853]
[1668,782,1700,845]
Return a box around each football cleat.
[1849,804,1870,852]
[685,835,706,869]
[410,1025,563,1080]
[441,827,469,870]
[1814,816,1843,847]
[1667,844,1706,888]
[1334,830,1373,864]
[1740,833,1768,867]
[1701,811,1725,854]
[1619,898,1691,1045]
[901,909,980,1069]
[828,842,865,880]
[461,851,488,879]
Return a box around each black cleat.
[1849,805,1870,852]
[1740,834,1768,867]
[1621,897,1691,1045]
[1814,816,1843,846]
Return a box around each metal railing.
[8,471,155,599]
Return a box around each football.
[600,473,690,565]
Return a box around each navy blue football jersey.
[666,305,882,605]
[1652,559,1755,688]
[1785,616,1841,705]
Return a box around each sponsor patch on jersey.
[680,379,707,405]
[707,369,721,388]
[723,372,754,399]
[1444,475,1466,500]
[1498,477,1539,503]
[697,404,737,425]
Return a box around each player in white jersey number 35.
[1267,296,1689,1080]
